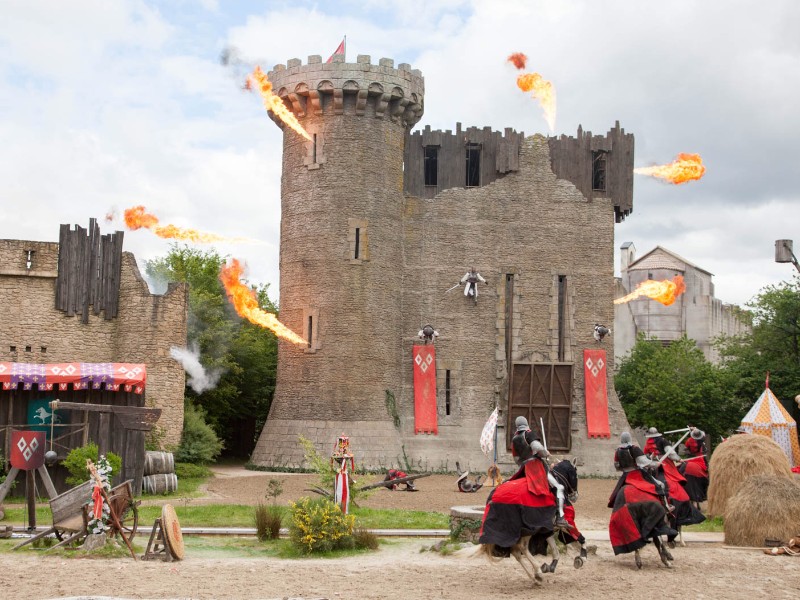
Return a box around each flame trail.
[219,258,307,345]
[248,66,312,141]
[614,275,687,306]
[507,52,556,132]
[507,52,527,70]
[123,206,246,243]
[634,153,706,184]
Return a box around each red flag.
[413,345,437,434]
[326,38,345,63]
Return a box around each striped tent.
[739,387,800,467]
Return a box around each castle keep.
[250,54,634,475]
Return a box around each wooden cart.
[14,479,139,551]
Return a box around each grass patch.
[350,507,449,529]
[684,515,724,532]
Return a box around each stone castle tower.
[251,54,633,475]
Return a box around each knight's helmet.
[690,428,705,441]
[515,416,530,433]
[620,431,632,446]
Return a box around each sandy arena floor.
[1,466,798,599]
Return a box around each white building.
[614,243,751,364]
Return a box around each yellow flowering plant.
[288,496,356,554]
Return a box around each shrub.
[174,462,212,479]
[289,497,355,554]
[63,444,122,487]
[175,402,223,464]
[254,502,283,541]
[353,527,379,550]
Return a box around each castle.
[249,54,634,475]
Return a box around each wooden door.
[507,363,573,452]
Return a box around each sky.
[1,0,799,307]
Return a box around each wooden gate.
[507,363,573,452]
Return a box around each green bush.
[289,497,355,554]
[62,444,122,486]
[353,527,379,550]
[174,462,213,479]
[175,402,223,464]
[254,502,282,541]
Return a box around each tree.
[615,335,746,444]
[145,244,279,457]
[716,275,800,423]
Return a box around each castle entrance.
[507,363,573,452]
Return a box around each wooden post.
[97,412,110,457]
[26,471,36,531]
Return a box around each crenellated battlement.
[266,55,424,128]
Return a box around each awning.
[0,362,146,393]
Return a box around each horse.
[550,458,592,569]
[477,458,584,584]
[608,468,677,569]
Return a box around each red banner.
[10,430,46,470]
[584,349,610,438]
[413,345,437,434]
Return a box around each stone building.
[250,54,635,475]
[614,243,751,364]
[0,222,187,448]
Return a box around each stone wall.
[252,55,631,476]
[0,238,187,446]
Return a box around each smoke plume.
[170,344,223,393]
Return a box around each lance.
[540,417,548,453]
[681,455,707,461]
[664,427,691,435]
[444,283,461,294]
[657,428,692,465]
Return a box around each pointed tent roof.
[739,387,800,466]
[625,246,713,276]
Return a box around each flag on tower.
[480,407,499,457]
[326,37,346,63]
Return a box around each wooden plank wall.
[0,388,147,496]
[547,121,635,223]
[55,219,124,322]
[404,124,525,199]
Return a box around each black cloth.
[511,429,538,465]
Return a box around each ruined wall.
[399,135,629,475]
[0,239,187,446]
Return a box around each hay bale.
[724,475,800,546]
[707,434,793,517]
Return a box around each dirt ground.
[1,467,798,599]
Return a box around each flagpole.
[344,35,346,61]
[493,407,498,464]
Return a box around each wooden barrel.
[142,473,178,495]
[143,451,175,476]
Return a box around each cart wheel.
[114,502,139,540]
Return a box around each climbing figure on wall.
[460,266,487,304]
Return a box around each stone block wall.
[0,239,187,446]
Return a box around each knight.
[643,427,668,457]
[511,416,568,528]
[609,431,669,508]
[460,266,487,302]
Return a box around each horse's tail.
[451,544,484,559]
[477,543,510,562]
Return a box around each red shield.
[10,430,46,470]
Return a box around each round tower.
[251,54,424,467]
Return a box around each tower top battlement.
[266,55,424,128]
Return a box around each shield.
[10,430,46,470]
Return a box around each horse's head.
[552,458,579,501]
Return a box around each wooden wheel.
[113,501,139,540]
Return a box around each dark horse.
[608,468,677,569]
[477,458,586,584]
[550,458,592,569]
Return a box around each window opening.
[465,144,481,187]
[354,228,360,260]
[445,369,452,416]
[505,274,514,382]
[25,346,32,352]
[41,346,47,353]
[424,146,438,186]
[307,316,313,349]
[592,151,607,192]
[557,275,567,362]
[313,134,317,163]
